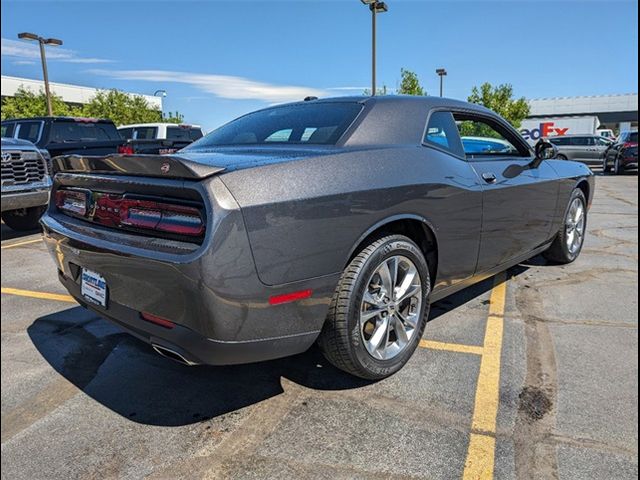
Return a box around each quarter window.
[423,111,464,157]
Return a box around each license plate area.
[81,268,108,307]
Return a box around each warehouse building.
[528,93,638,133]
[1,75,162,110]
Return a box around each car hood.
[1,137,37,149]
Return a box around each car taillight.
[120,199,205,236]
[55,189,205,238]
[55,189,88,216]
[623,142,637,149]
[117,144,134,155]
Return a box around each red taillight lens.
[55,188,205,238]
[118,144,134,155]
[55,189,88,216]
[119,199,205,236]
[623,142,637,149]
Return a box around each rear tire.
[1,206,46,231]
[614,155,623,175]
[543,189,587,264]
[318,234,431,380]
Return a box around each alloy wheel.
[565,197,586,255]
[359,255,423,360]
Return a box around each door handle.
[481,172,497,184]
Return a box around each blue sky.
[2,0,638,130]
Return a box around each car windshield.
[186,103,362,148]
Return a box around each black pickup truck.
[1,117,126,158]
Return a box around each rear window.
[187,103,362,148]
[133,127,158,140]
[166,126,203,141]
[16,121,43,143]
[49,121,121,143]
[118,127,134,139]
[629,132,638,143]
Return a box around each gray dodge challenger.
[42,96,594,379]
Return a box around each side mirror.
[531,139,558,168]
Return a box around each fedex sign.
[520,122,570,141]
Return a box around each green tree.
[1,87,185,126]
[1,87,81,120]
[467,82,530,128]
[363,84,389,96]
[397,68,426,96]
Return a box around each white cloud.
[1,38,112,64]
[89,68,330,103]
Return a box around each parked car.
[596,128,616,140]
[117,123,204,155]
[1,117,126,159]
[42,96,594,379]
[1,137,52,230]
[548,134,612,164]
[603,130,638,174]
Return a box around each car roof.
[286,94,495,114]
[118,123,202,129]
[1,116,113,123]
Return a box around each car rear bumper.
[1,188,50,212]
[57,269,321,365]
[40,175,338,366]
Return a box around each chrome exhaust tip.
[152,344,199,366]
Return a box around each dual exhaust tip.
[152,344,199,366]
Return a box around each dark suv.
[603,130,638,174]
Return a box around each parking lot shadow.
[28,263,531,427]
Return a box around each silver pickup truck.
[1,137,52,231]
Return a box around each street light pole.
[38,40,53,116]
[361,0,388,96]
[18,33,62,116]
[436,68,447,98]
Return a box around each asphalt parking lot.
[1,172,637,480]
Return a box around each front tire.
[543,189,587,264]
[1,206,46,231]
[318,234,431,380]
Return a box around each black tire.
[1,206,46,231]
[318,234,431,380]
[556,154,568,160]
[613,154,623,175]
[602,155,611,173]
[543,189,587,264]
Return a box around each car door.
[454,111,559,273]
[569,136,593,162]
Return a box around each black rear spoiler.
[52,154,225,180]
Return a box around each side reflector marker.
[269,289,313,306]
[141,312,176,329]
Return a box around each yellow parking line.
[1,287,75,303]
[1,238,42,249]
[463,272,507,480]
[419,339,484,356]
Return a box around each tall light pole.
[17,32,63,116]
[436,68,447,97]
[361,0,388,96]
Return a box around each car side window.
[551,137,570,146]
[453,113,529,159]
[571,137,589,146]
[423,111,464,157]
